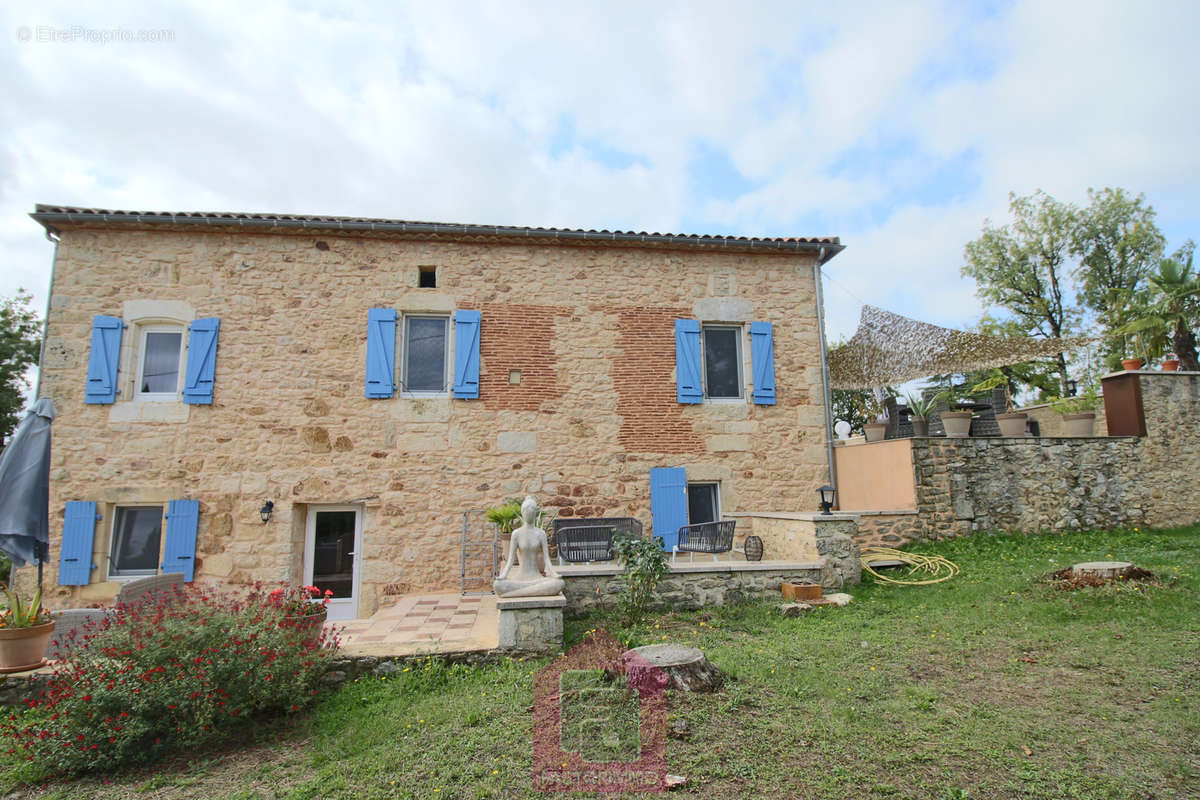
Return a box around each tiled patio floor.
[328,592,498,657]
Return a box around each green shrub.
[1,583,338,775]
[610,533,669,625]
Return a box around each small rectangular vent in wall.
[418,267,437,288]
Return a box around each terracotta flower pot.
[996,412,1028,437]
[910,418,929,436]
[863,422,887,442]
[940,410,973,438]
[1063,412,1095,437]
[1162,359,1180,371]
[1121,358,1144,371]
[0,620,56,673]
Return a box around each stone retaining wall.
[865,374,1200,543]
[560,561,826,616]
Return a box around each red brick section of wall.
[476,303,569,412]
[612,307,704,454]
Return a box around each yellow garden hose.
[860,546,960,585]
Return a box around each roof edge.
[30,205,844,258]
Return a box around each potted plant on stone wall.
[971,371,1027,437]
[905,393,935,436]
[862,393,888,443]
[0,586,55,673]
[935,383,973,438]
[1052,385,1101,436]
[1161,352,1181,371]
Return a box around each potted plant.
[862,393,888,442]
[970,371,1027,437]
[0,586,55,672]
[904,392,935,436]
[935,383,973,438]
[1162,352,1181,371]
[1052,385,1101,436]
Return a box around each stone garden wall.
[848,373,1200,545]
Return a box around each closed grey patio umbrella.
[0,398,55,587]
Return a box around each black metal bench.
[673,520,737,562]
[551,517,644,565]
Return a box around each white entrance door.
[304,506,362,621]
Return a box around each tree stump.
[1072,561,1133,579]
[621,644,724,693]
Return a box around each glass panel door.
[305,507,361,621]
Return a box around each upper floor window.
[702,325,743,399]
[402,315,449,394]
[136,326,184,399]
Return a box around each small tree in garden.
[611,533,669,625]
[0,583,338,776]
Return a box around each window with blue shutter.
[59,501,98,585]
[182,317,220,404]
[85,315,123,404]
[674,319,703,404]
[162,499,199,582]
[365,308,397,399]
[649,467,688,552]
[453,309,481,399]
[749,321,777,405]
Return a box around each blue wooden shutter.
[649,467,688,552]
[674,319,703,404]
[453,309,481,399]
[58,501,98,585]
[749,321,777,405]
[182,317,220,404]
[365,308,397,399]
[85,315,123,404]
[162,499,199,582]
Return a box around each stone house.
[31,205,842,619]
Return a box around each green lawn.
[3,525,1198,799]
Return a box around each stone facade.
[33,212,838,616]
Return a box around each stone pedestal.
[497,594,565,653]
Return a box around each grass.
[1,524,1197,799]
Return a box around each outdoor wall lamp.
[818,485,836,515]
[1066,379,1078,397]
[260,500,274,524]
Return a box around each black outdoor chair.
[554,525,617,564]
[551,517,644,565]
[673,520,737,562]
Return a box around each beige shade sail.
[828,305,1090,389]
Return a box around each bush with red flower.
[0,583,339,775]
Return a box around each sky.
[2,0,1198,347]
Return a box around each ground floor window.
[687,482,720,524]
[109,506,163,578]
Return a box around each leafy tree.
[1071,188,1166,369]
[962,192,1079,394]
[0,292,41,447]
[831,388,873,435]
[1116,242,1200,370]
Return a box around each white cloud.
[0,0,1196,355]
